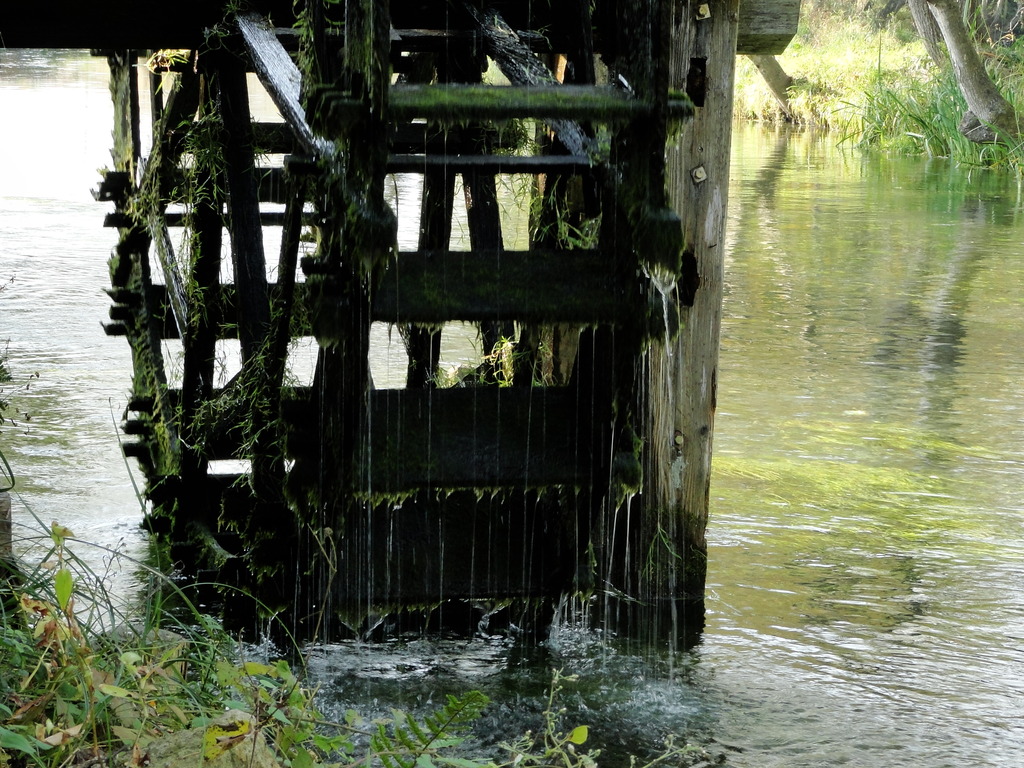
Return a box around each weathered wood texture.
[218,55,273,366]
[237,13,329,155]
[102,51,181,486]
[358,388,596,491]
[737,0,801,55]
[639,0,738,624]
[375,249,622,324]
[312,84,693,128]
[88,0,728,637]
[467,4,591,154]
[0,492,12,562]
[324,490,573,614]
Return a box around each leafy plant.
[737,3,1024,171]
[1,529,700,768]
[492,670,700,768]
[0,508,279,767]
[369,691,489,768]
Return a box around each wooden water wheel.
[80,0,783,638]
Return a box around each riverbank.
[733,3,1024,170]
[0,507,709,768]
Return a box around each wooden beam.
[310,84,693,132]
[147,219,190,340]
[633,0,739,628]
[373,249,624,325]
[737,0,801,55]
[387,154,596,175]
[464,3,591,155]
[217,54,272,365]
[358,387,598,493]
[237,13,330,156]
[141,245,635,338]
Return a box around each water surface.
[708,123,1024,767]
[1,52,1022,767]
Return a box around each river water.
[1,51,1022,767]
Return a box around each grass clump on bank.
[734,3,1024,170]
[734,6,932,131]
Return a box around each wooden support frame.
[88,0,729,641]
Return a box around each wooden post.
[104,49,139,175]
[636,0,738,643]
[218,54,272,366]
[174,72,221,511]
[0,490,21,620]
[401,53,452,389]
[0,492,12,563]
[300,0,396,631]
[747,54,794,118]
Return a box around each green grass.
[734,9,933,131]
[734,6,1024,170]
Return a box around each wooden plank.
[390,84,692,122]
[329,490,573,608]
[390,122,526,154]
[237,13,331,156]
[147,218,189,340]
[390,28,479,52]
[737,0,801,55]
[218,54,273,365]
[387,153,595,175]
[146,249,626,336]
[372,249,624,325]
[310,85,692,132]
[359,387,597,492]
[142,283,309,340]
[164,210,315,227]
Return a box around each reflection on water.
[0,50,144,577]
[710,123,1024,767]
[2,53,1023,768]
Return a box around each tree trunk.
[925,0,1019,141]
[909,0,949,67]
[877,0,910,24]
[747,54,794,119]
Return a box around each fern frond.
[371,691,491,767]
[424,692,490,741]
